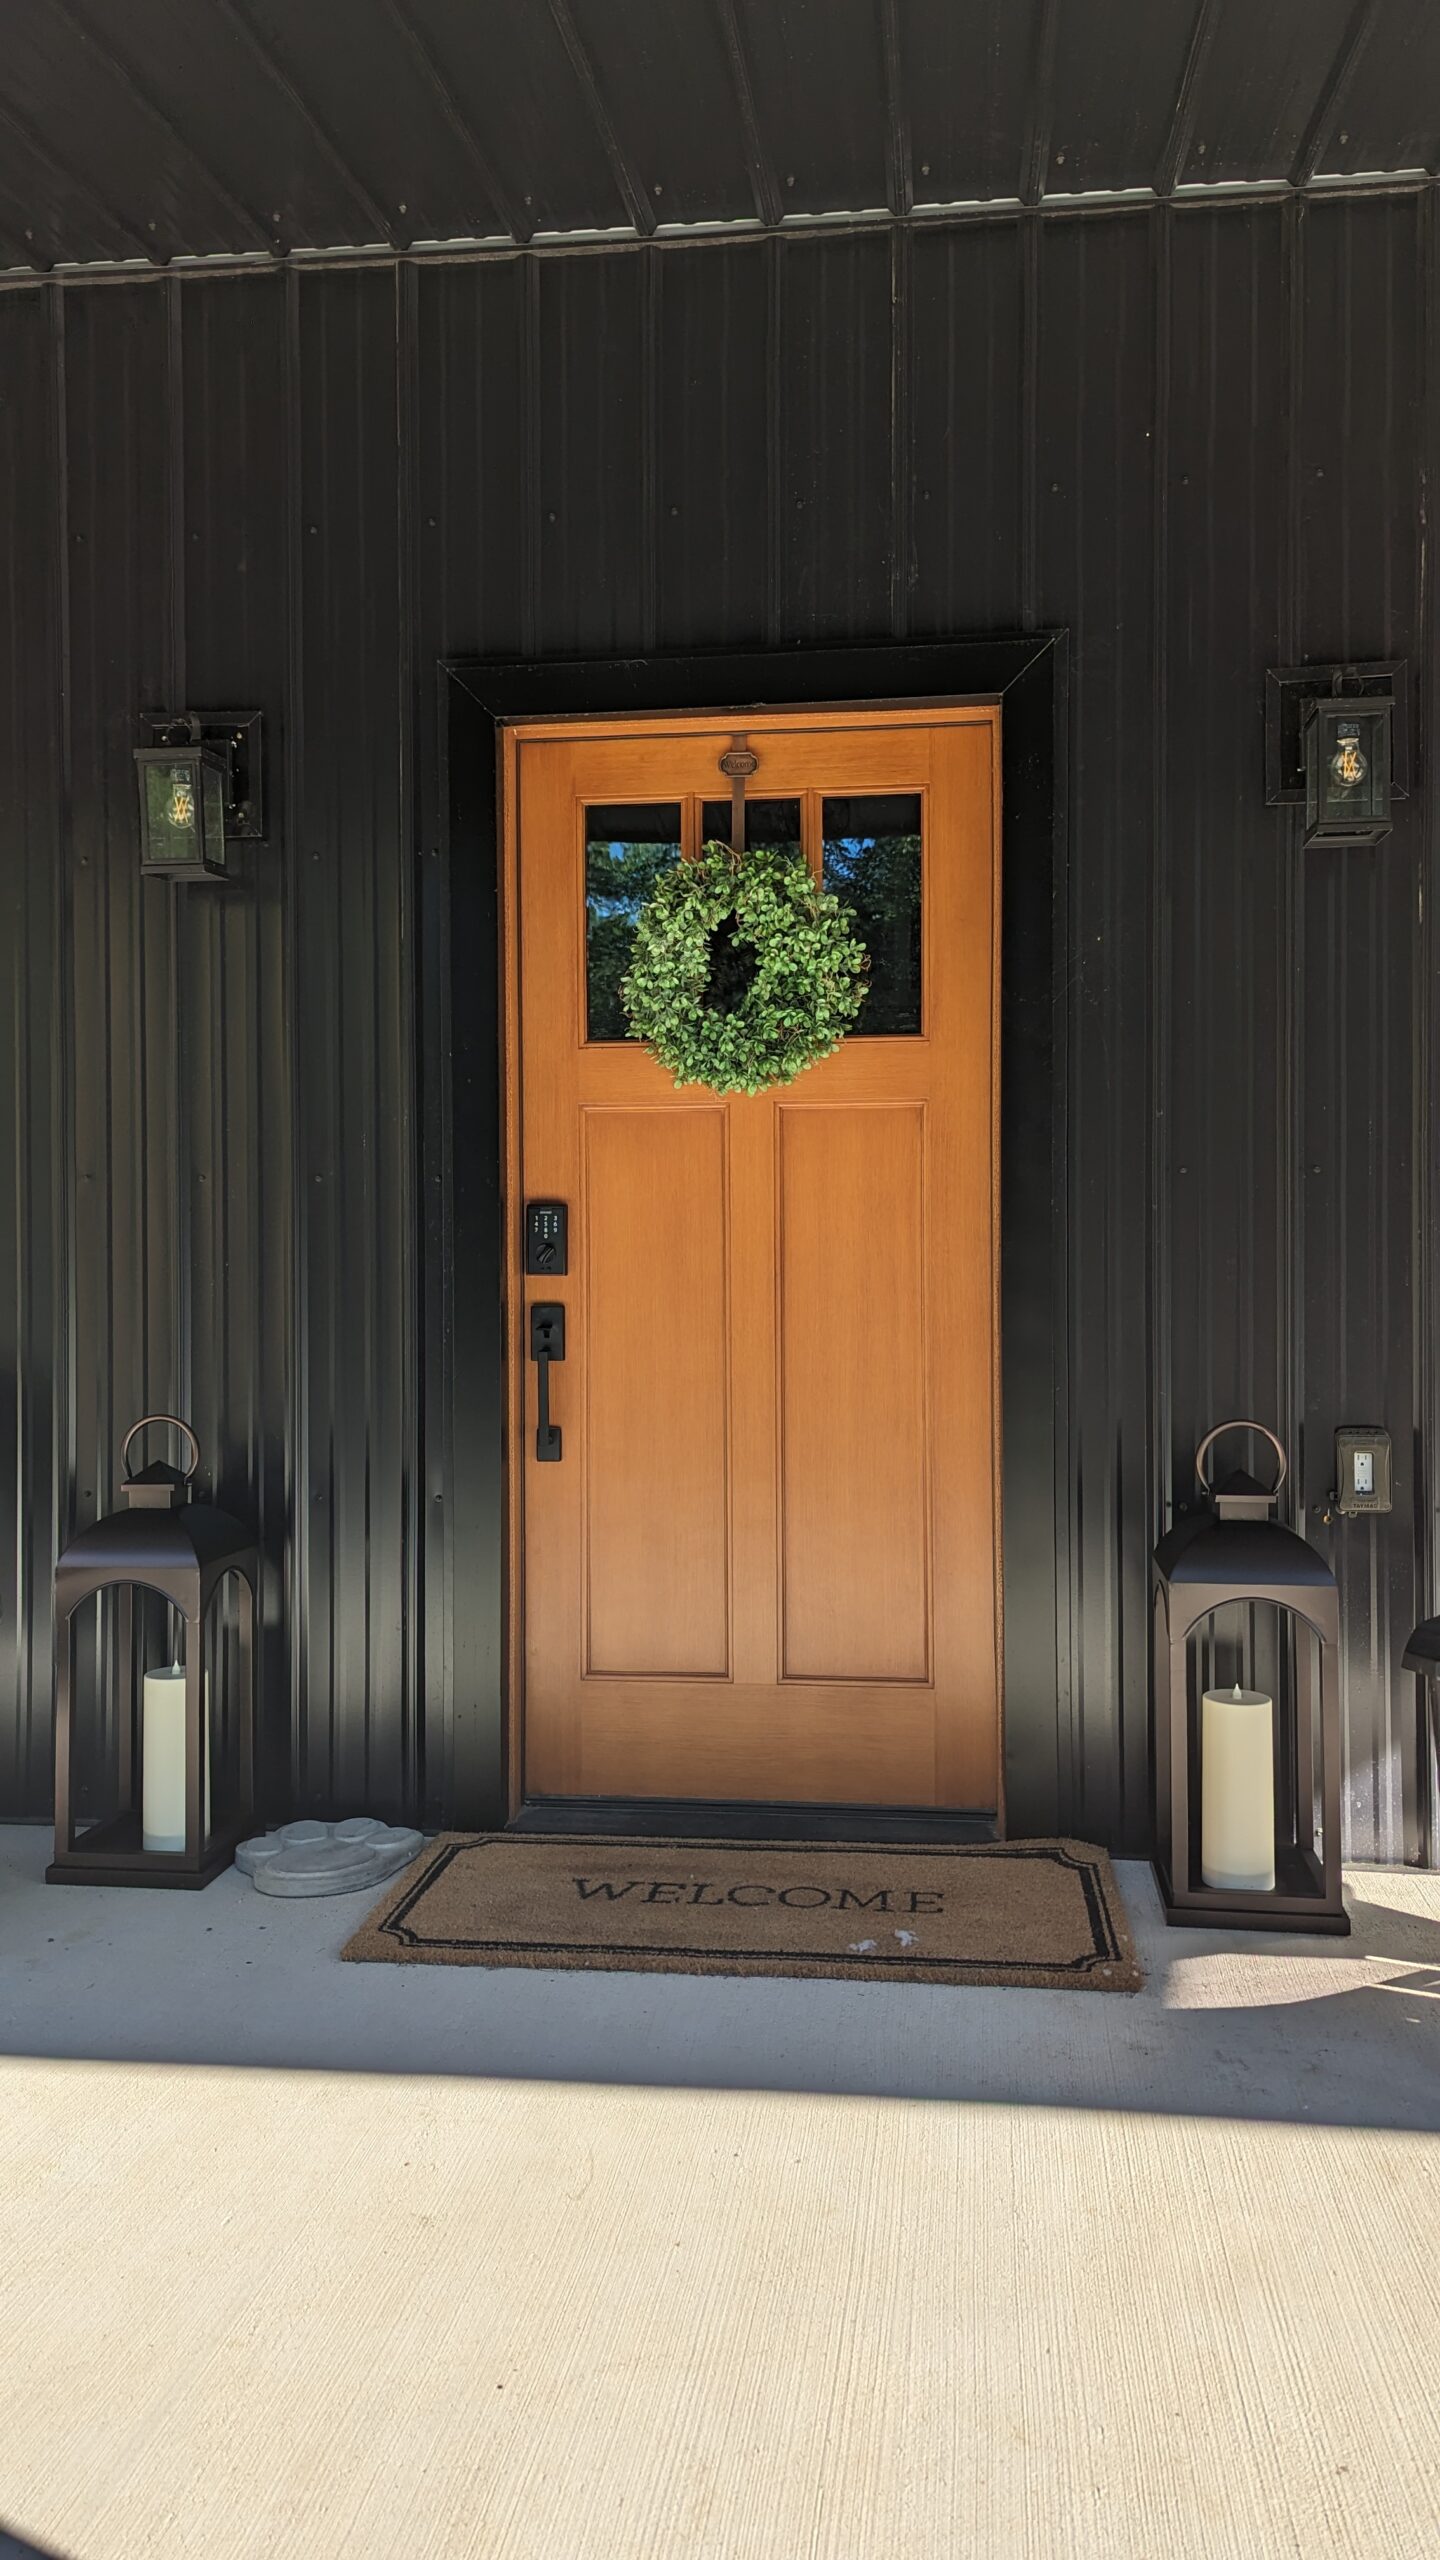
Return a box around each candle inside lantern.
[1201,1683,1275,1892]
[141,1664,211,1853]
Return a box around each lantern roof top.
[57,1496,255,1588]
[123,1456,191,1508]
[1154,1512,1337,1592]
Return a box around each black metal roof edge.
[442,632,1063,718]
[2,165,1436,294]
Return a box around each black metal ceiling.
[0,0,1437,273]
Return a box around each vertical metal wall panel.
[177,273,296,1819]
[412,256,530,1824]
[1423,190,1440,1865]
[0,196,1435,1858]
[774,233,894,642]
[1161,209,1289,1483]
[0,288,63,1815]
[907,224,1024,639]
[1294,199,1426,1863]
[290,266,418,1822]
[653,245,771,650]
[533,254,652,656]
[1031,216,1157,1850]
[1160,205,1293,1739]
[62,284,180,1810]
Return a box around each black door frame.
[438,635,1069,1836]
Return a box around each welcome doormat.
[341,1834,1142,1990]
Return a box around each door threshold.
[511,1795,999,1845]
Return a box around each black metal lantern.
[1402,1617,1440,1806]
[1301,692,1393,847]
[48,1416,257,1889]
[133,709,265,879]
[1152,1420,1348,1935]
[135,730,230,877]
[1264,659,1405,848]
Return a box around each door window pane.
[700,797,803,861]
[586,804,683,1040]
[822,793,922,1035]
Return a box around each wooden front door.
[505,707,1001,1812]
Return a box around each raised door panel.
[582,1107,730,1678]
[778,1104,930,1682]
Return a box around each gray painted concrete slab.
[4,1826,1438,2128]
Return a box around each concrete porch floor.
[2,1825,1438,2557]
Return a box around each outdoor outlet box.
[1334,1427,1393,1517]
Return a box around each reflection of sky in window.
[587,840,669,924]
[822,797,922,1035]
[585,808,682,1040]
[824,835,872,878]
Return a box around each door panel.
[509,708,1001,1812]
[582,1107,730,1679]
[778,1103,930,1683]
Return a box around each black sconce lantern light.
[48,1417,257,1889]
[1152,1421,1349,1936]
[1265,660,1405,849]
[134,710,264,879]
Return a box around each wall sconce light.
[1265,661,1406,849]
[1302,693,1392,846]
[134,710,264,879]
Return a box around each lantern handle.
[1194,1420,1288,1501]
[122,1414,201,1487]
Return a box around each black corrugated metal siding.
[1,200,1436,1856]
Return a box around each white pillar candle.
[142,1665,211,1854]
[1201,1684,1275,1892]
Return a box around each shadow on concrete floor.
[3,1826,1439,2132]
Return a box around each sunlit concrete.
[2,1830,1438,2557]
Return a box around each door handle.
[529,1303,566,1462]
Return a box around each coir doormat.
[342,1834,1142,1990]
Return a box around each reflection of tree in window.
[586,814,682,1039]
[822,795,922,1035]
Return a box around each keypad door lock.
[524,1200,568,1276]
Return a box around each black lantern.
[134,710,265,879]
[1153,1420,1348,1935]
[1265,661,1403,849]
[1402,1617,1440,1808]
[1301,693,1393,847]
[135,728,230,877]
[48,1417,257,1888]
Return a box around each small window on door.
[699,797,803,861]
[585,804,683,1040]
[822,793,923,1035]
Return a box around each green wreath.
[622,840,869,1095]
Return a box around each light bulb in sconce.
[1329,724,1367,792]
[166,765,196,830]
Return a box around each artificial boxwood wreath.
[622,839,869,1094]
